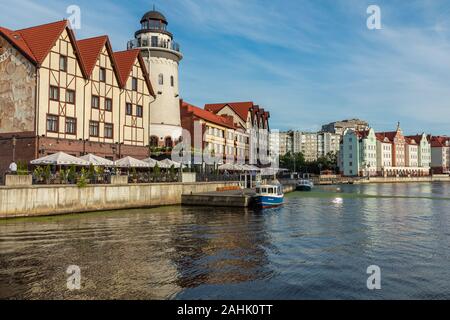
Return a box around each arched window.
[165,137,173,148]
[170,76,174,87]
[150,136,159,147]
[158,74,164,85]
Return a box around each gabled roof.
[405,134,426,144]
[376,131,398,143]
[405,137,417,145]
[15,20,68,65]
[77,36,112,77]
[430,136,450,148]
[182,102,237,129]
[0,26,36,63]
[114,49,155,97]
[0,20,87,76]
[1,20,155,95]
[205,102,254,122]
[356,130,370,139]
[375,133,392,143]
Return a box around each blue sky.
[1,0,450,134]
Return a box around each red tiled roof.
[1,20,88,77]
[15,20,68,65]
[1,20,155,94]
[182,102,236,129]
[375,133,392,143]
[0,26,36,63]
[77,35,109,77]
[405,137,417,145]
[376,131,398,142]
[355,130,370,139]
[205,102,254,122]
[114,49,155,97]
[430,136,450,148]
[0,20,69,65]
[405,135,423,144]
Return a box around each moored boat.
[296,179,314,191]
[254,183,284,209]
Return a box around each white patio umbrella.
[219,163,238,171]
[114,156,150,168]
[142,157,163,168]
[242,164,260,172]
[31,152,90,166]
[79,154,114,167]
[159,158,184,168]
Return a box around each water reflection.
[0,183,449,299]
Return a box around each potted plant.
[33,166,44,183]
[43,165,51,184]
[130,167,138,183]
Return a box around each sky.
[1,0,450,135]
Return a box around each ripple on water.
[1,183,450,299]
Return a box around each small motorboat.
[254,183,284,209]
[296,179,314,191]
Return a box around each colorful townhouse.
[430,136,450,174]
[180,101,248,164]
[340,128,377,177]
[204,102,270,165]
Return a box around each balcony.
[127,38,181,53]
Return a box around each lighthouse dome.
[140,10,168,24]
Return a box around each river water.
[0,183,449,299]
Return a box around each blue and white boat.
[254,183,284,209]
[296,179,314,191]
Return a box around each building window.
[158,74,164,85]
[50,86,59,101]
[59,55,67,72]
[150,136,159,147]
[46,114,59,133]
[132,77,138,91]
[136,105,143,117]
[65,117,76,135]
[89,121,99,137]
[151,36,158,47]
[126,103,133,115]
[165,137,173,148]
[105,98,112,111]
[100,68,106,82]
[92,95,100,109]
[104,123,113,139]
[170,76,174,87]
[66,90,75,104]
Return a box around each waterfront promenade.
[0,181,238,219]
[1,176,449,218]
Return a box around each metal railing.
[127,39,181,52]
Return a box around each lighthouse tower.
[128,9,183,148]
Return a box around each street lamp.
[12,136,17,162]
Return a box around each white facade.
[128,10,183,146]
[405,142,419,168]
[360,129,378,176]
[376,139,393,171]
